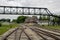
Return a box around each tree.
[39,15,50,20]
[6,19,10,22]
[1,19,5,22]
[39,16,42,20]
[0,19,10,22]
[0,23,2,27]
[12,19,17,22]
[17,16,27,23]
[52,17,60,25]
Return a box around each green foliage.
[39,16,50,20]
[6,19,10,22]
[42,16,47,20]
[12,19,17,22]
[0,23,18,35]
[53,17,60,22]
[40,25,60,30]
[17,16,27,23]
[0,23,2,27]
[52,17,60,25]
[0,19,10,22]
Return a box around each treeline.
[0,16,27,23]
[0,16,60,25]
[0,16,27,27]
[12,16,27,23]
[0,19,10,22]
[39,15,60,25]
[52,17,60,25]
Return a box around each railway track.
[20,31,31,40]
[1,27,32,40]
[30,27,60,40]
[1,25,60,40]
[20,28,31,40]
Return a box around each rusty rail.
[1,27,19,40]
[30,27,60,40]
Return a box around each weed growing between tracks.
[41,25,60,30]
[39,25,60,32]
[0,23,18,35]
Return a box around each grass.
[40,25,60,30]
[0,23,19,35]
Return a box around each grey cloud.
[0,0,60,20]
[0,0,60,12]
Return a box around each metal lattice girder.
[0,6,60,18]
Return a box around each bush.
[0,23,2,27]
[17,16,27,23]
[12,19,17,22]
[42,25,45,26]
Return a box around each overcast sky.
[0,0,60,20]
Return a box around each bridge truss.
[0,6,60,25]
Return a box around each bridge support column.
[45,9,50,26]
[16,8,18,14]
[10,7,12,14]
[48,16,50,26]
[22,8,24,15]
[28,8,30,15]
[4,7,5,14]
[39,9,42,24]
[34,8,36,15]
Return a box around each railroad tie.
[24,27,43,40]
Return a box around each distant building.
[25,16,38,23]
